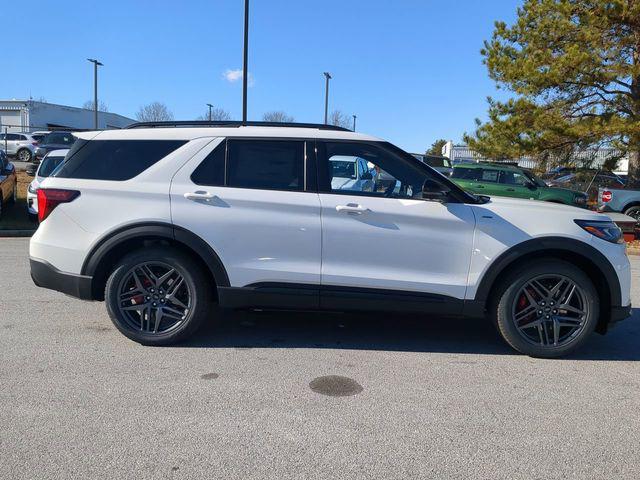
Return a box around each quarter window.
[191,141,225,186]
[226,140,304,191]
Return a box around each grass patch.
[0,170,37,230]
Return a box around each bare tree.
[83,100,109,112]
[329,110,351,129]
[197,107,231,121]
[262,111,294,123]
[136,102,174,122]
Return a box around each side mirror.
[361,172,373,180]
[422,178,450,202]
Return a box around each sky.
[0,0,521,153]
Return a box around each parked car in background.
[26,149,69,216]
[0,149,17,219]
[30,131,51,144]
[0,132,38,162]
[329,155,375,192]
[34,131,76,162]
[29,121,630,358]
[411,154,454,176]
[451,163,588,207]
[547,170,625,204]
[598,186,640,220]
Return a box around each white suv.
[29,121,632,357]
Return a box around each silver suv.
[0,132,38,162]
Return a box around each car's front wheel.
[105,247,214,345]
[493,260,599,358]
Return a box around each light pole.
[352,114,357,131]
[323,72,332,124]
[242,0,249,124]
[206,103,214,121]
[87,58,103,129]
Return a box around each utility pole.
[323,72,332,124]
[206,103,214,121]
[352,114,357,131]
[242,0,249,124]
[87,59,103,130]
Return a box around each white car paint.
[27,149,69,214]
[30,125,630,311]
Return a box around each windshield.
[39,155,66,177]
[523,170,547,187]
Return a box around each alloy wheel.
[117,261,192,334]
[511,274,589,348]
[18,149,31,162]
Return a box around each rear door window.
[53,139,187,180]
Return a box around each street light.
[242,0,249,124]
[352,114,357,132]
[323,72,332,125]
[87,58,103,130]
[206,103,214,121]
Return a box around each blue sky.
[1,0,520,153]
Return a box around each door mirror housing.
[422,178,449,202]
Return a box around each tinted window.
[227,140,304,191]
[499,170,529,185]
[45,132,75,145]
[330,158,357,179]
[6,134,20,140]
[191,142,225,186]
[480,170,499,182]
[54,139,186,180]
[452,167,481,180]
[39,155,66,177]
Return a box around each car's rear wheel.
[623,205,640,221]
[105,247,214,345]
[493,260,598,358]
[17,148,32,162]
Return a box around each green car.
[451,163,588,208]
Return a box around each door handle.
[475,184,485,188]
[184,191,217,201]
[336,204,369,215]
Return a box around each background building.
[441,140,628,173]
[0,100,135,133]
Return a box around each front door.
[170,137,322,301]
[316,141,476,306]
[497,170,540,200]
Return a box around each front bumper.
[30,257,93,300]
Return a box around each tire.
[105,247,214,345]
[492,259,599,358]
[17,148,32,163]
[623,205,640,221]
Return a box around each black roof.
[126,120,352,131]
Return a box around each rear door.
[170,137,322,303]
[316,141,476,307]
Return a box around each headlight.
[574,195,587,205]
[575,220,623,244]
[28,183,37,194]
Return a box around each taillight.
[601,190,612,203]
[37,189,80,222]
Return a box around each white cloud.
[223,69,254,86]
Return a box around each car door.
[170,137,322,306]
[497,170,540,200]
[316,141,476,308]
[5,134,20,155]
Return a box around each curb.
[0,230,36,237]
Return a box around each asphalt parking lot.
[1,238,639,479]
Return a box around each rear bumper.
[30,257,93,300]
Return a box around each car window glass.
[452,167,481,181]
[480,170,499,182]
[53,139,186,181]
[227,140,304,191]
[47,133,75,144]
[39,155,65,177]
[191,141,225,186]
[7,134,20,141]
[500,171,528,185]
[324,142,426,199]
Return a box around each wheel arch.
[469,237,621,333]
[82,222,230,300]
[621,201,640,213]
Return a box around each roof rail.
[125,120,352,132]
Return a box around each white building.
[0,100,135,133]
[441,140,628,173]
